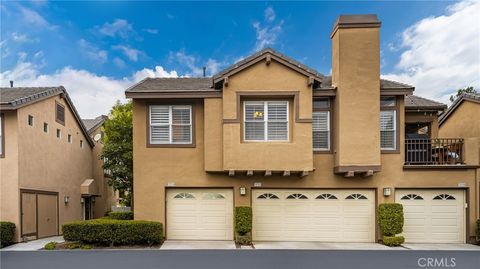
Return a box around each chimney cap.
[331,14,381,38]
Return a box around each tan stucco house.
[0,86,115,242]
[126,15,480,244]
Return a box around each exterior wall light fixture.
[383,188,392,197]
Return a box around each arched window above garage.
[345,194,368,200]
[257,193,279,199]
[401,194,424,200]
[433,194,456,200]
[286,193,308,199]
[173,193,195,199]
[202,193,225,200]
[315,193,338,200]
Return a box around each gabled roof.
[212,48,323,86]
[125,77,220,98]
[0,86,94,147]
[439,93,480,125]
[317,76,414,95]
[82,115,108,134]
[405,95,447,112]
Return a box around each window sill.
[381,149,399,154]
[314,150,333,154]
[147,143,196,148]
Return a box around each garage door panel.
[396,189,465,243]
[253,189,375,242]
[166,189,233,240]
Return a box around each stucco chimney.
[330,14,382,175]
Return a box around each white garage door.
[252,189,375,242]
[395,189,465,243]
[166,188,233,240]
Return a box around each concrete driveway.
[253,242,392,250]
[160,240,236,249]
[402,243,480,251]
[1,236,64,251]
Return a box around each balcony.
[405,138,464,166]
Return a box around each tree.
[450,86,477,103]
[101,101,133,207]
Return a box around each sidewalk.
[1,236,64,251]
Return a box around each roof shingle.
[82,115,108,134]
[405,95,447,111]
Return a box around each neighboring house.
[439,93,480,220]
[126,15,480,244]
[82,115,118,219]
[0,86,112,242]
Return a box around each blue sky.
[1,1,479,118]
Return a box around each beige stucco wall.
[0,111,20,240]
[439,101,480,139]
[331,27,381,168]
[15,95,92,240]
[132,95,479,242]
[221,60,313,171]
[0,94,114,242]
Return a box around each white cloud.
[78,39,108,63]
[112,45,143,62]
[19,6,57,30]
[169,50,223,76]
[0,55,179,118]
[383,0,480,103]
[264,6,276,22]
[11,32,37,43]
[143,28,159,34]
[253,7,283,51]
[113,57,126,68]
[96,19,134,38]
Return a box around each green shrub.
[108,211,134,220]
[0,221,16,248]
[235,207,252,236]
[476,219,480,243]
[44,242,57,250]
[378,203,404,236]
[383,236,405,247]
[62,219,162,246]
[104,210,112,217]
[235,234,252,245]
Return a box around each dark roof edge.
[439,93,480,125]
[85,115,108,134]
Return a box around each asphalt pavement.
[1,249,479,269]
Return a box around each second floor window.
[313,98,331,151]
[380,96,397,150]
[149,105,192,144]
[244,101,288,142]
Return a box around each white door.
[166,188,233,240]
[395,189,465,243]
[252,189,375,242]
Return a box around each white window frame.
[149,105,192,145]
[380,110,396,150]
[243,100,289,142]
[313,111,330,151]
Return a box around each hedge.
[383,236,405,247]
[0,221,16,248]
[378,203,404,236]
[476,219,480,243]
[62,219,162,246]
[108,211,134,220]
[235,207,252,236]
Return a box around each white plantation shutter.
[267,102,288,141]
[380,110,396,150]
[313,111,330,150]
[150,105,192,144]
[244,101,288,141]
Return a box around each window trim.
[55,101,66,126]
[313,97,333,153]
[43,122,49,133]
[380,96,400,154]
[243,100,289,142]
[0,113,4,158]
[28,115,34,127]
[146,101,196,148]
[56,129,61,139]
